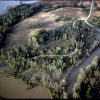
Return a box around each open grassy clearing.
[4,7,87,49]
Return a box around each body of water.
[0,0,38,15]
[66,47,100,96]
[0,64,50,99]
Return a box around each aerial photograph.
[0,0,100,99]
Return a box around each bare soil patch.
[4,7,86,49]
[93,11,100,16]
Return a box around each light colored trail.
[85,0,94,28]
[73,0,94,29]
[43,0,95,59]
[33,48,77,59]
[31,39,78,59]
[28,0,95,59]
[67,0,100,97]
[73,19,84,28]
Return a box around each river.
[0,77,50,99]
[66,47,100,97]
[0,0,38,15]
[0,1,100,98]
[0,64,50,99]
[0,47,100,98]
[0,1,50,99]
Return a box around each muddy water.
[0,76,50,99]
[0,64,50,99]
[66,47,100,96]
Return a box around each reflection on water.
[0,1,38,15]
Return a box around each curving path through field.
[66,0,100,96]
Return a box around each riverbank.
[0,63,51,99]
[66,47,100,97]
[0,47,100,99]
[0,64,50,99]
[0,74,50,99]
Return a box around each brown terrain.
[0,1,100,99]
[4,7,87,49]
[4,1,100,49]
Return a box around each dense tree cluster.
[74,20,96,57]
[90,16,100,28]
[8,3,49,19]
[28,29,49,46]
[0,47,68,99]
[73,57,100,99]
[0,14,18,47]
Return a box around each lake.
[0,0,38,15]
